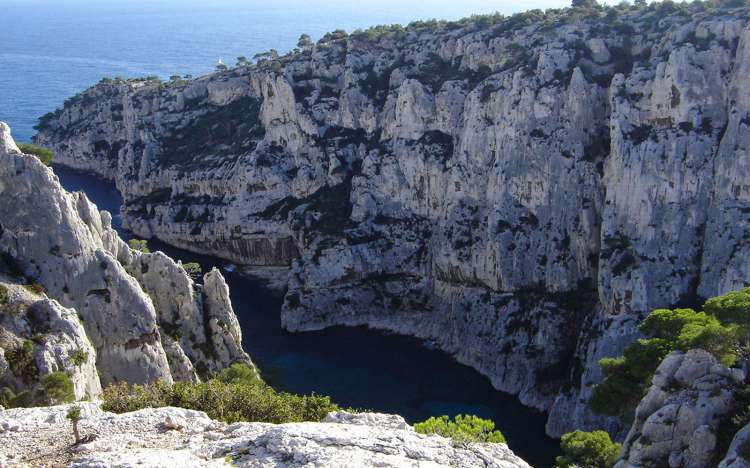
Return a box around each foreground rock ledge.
[0,404,530,467]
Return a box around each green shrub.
[0,371,75,408]
[216,362,260,386]
[6,340,38,383]
[0,387,16,407]
[181,262,202,280]
[678,319,739,366]
[413,415,506,444]
[67,405,83,443]
[704,287,750,340]
[592,300,742,418]
[41,371,75,405]
[555,430,621,468]
[0,284,8,305]
[70,348,88,367]
[17,143,54,166]
[101,369,338,425]
[128,239,151,253]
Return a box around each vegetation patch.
[407,130,454,165]
[407,53,493,93]
[627,124,654,144]
[0,284,8,305]
[41,371,75,405]
[17,143,54,166]
[6,340,38,383]
[181,262,202,280]
[414,415,506,444]
[0,371,74,408]
[128,238,151,253]
[70,348,88,367]
[101,364,339,424]
[555,430,621,468]
[158,96,264,170]
[591,289,748,420]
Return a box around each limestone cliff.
[35,3,750,436]
[0,404,530,467]
[0,122,252,394]
[616,350,746,467]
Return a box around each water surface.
[0,0,568,143]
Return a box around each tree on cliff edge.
[571,0,599,8]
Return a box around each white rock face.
[616,350,746,468]
[0,282,101,400]
[0,404,531,468]
[34,5,750,436]
[0,124,252,389]
[719,423,750,467]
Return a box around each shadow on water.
[54,165,559,467]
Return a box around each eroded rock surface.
[0,281,101,401]
[0,122,252,390]
[720,422,750,467]
[617,350,746,468]
[0,404,531,468]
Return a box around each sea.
[0,1,570,465]
[0,0,568,143]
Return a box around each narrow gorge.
[33,1,750,443]
[0,123,540,467]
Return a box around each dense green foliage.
[215,362,261,386]
[181,262,202,280]
[41,371,75,404]
[555,430,621,468]
[413,415,506,444]
[101,364,338,424]
[704,287,750,340]
[70,348,88,367]
[297,33,312,48]
[67,405,81,423]
[127,238,151,253]
[0,370,74,408]
[6,340,38,383]
[592,289,749,419]
[0,284,8,305]
[17,143,54,166]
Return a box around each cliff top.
[0,403,531,468]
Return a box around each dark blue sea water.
[53,167,559,467]
[0,0,569,144]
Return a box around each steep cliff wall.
[0,123,252,392]
[35,3,750,436]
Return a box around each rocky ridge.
[0,404,531,467]
[0,122,252,397]
[34,3,750,436]
[616,349,746,467]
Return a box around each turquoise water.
[54,166,560,467]
[0,0,566,143]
